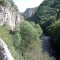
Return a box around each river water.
[41,35,56,59]
[41,35,60,60]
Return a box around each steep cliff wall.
[0,38,14,60]
[0,0,22,30]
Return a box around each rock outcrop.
[21,7,37,18]
[0,38,14,60]
[0,0,23,30]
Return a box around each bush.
[1,0,7,6]
[19,21,42,59]
[13,32,21,48]
[0,26,24,60]
[30,22,43,36]
[19,21,40,52]
[20,21,41,41]
[10,0,18,11]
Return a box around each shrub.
[30,22,43,36]
[0,26,24,60]
[19,21,43,59]
[13,32,21,48]
[20,21,40,42]
[2,0,7,6]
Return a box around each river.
[41,35,60,60]
[41,35,57,59]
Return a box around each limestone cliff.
[0,38,14,60]
[21,7,37,19]
[0,0,23,30]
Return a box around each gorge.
[0,0,60,60]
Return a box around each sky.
[13,0,43,12]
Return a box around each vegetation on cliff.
[1,0,60,60]
[0,0,18,11]
[28,0,60,51]
[0,20,55,60]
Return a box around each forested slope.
[0,0,58,60]
[21,7,37,19]
[29,0,60,52]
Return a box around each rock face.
[0,0,22,30]
[0,38,14,60]
[21,7,37,18]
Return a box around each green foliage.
[1,0,7,6]
[10,0,19,11]
[28,0,60,52]
[13,32,21,48]
[0,0,18,11]
[48,21,60,49]
[0,26,12,46]
[0,21,55,60]
[19,21,42,53]
[10,0,15,6]
[0,26,24,60]
[20,21,41,41]
[11,21,43,60]
[14,21,54,60]
[29,0,60,29]
[30,22,43,36]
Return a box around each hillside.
[28,0,60,59]
[29,0,60,28]
[21,7,37,19]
